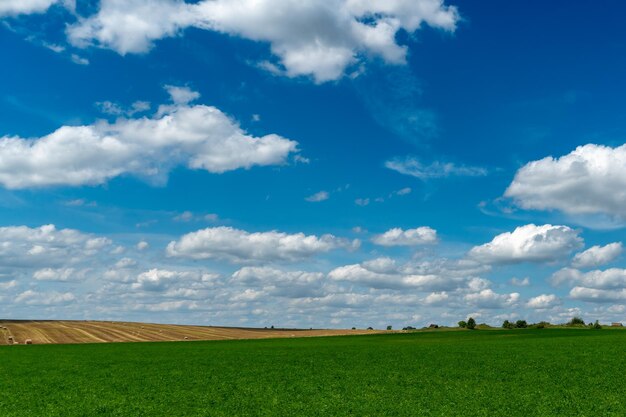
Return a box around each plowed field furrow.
[0,320,380,345]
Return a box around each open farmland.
[2,328,626,416]
[0,320,378,345]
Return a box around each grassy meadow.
[1,328,626,416]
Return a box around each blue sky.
[1,0,626,328]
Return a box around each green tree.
[593,320,602,329]
[386,325,392,331]
[568,317,585,326]
[515,320,528,328]
[458,320,467,328]
[467,317,476,330]
[502,320,515,329]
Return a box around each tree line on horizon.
[389,316,613,331]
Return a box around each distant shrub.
[367,327,374,330]
[593,320,602,330]
[467,317,476,330]
[386,325,393,331]
[515,320,528,329]
[351,327,356,330]
[531,321,550,329]
[567,317,585,327]
[402,326,416,331]
[502,320,515,329]
[458,320,467,328]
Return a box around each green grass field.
[2,329,626,416]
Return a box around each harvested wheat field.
[0,320,380,345]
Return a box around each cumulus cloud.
[231,266,325,298]
[96,100,150,116]
[66,0,459,82]
[571,242,622,269]
[114,258,136,269]
[0,224,111,268]
[423,291,449,305]
[385,157,487,180]
[132,269,201,292]
[327,258,482,291]
[509,277,530,287]
[163,85,200,105]
[371,226,437,246]
[290,292,374,309]
[569,287,626,303]
[469,224,583,264]
[551,267,626,290]
[0,0,59,16]
[33,267,87,282]
[0,280,17,290]
[166,226,358,263]
[140,300,200,312]
[464,289,520,309]
[173,211,218,223]
[527,294,560,309]
[14,289,76,305]
[505,144,626,219]
[0,86,298,189]
[305,191,329,202]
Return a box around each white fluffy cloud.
[385,157,487,180]
[469,224,583,264]
[14,290,76,306]
[0,0,59,16]
[526,294,560,309]
[422,291,449,305]
[0,87,298,189]
[552,266,626,304]
[327,258,483,291]
[132,269,202,292]
[166,226,358,263]
[506,144,626,218]
[551,267,626,290]
[571,242,622,269]
[569,287,626,303]
[66,0,459,82]
[464,289,520,309]
[0,224,111,267]
[231,266,325,298]
[371,226,437,246]
[33,267,86,282]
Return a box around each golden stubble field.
[0,320,380,345]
